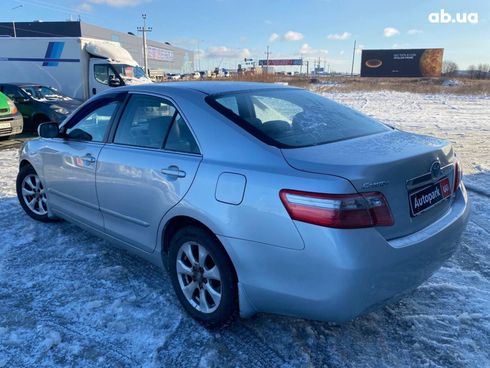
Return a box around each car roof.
[140,81,295,96]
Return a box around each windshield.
[21,86,69,101]
[208,89,390,148]
[112,64,146,79]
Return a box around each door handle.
[80,154,96,164]
[161,165,186,178]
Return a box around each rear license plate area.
[409,177,451,217]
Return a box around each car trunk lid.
[281,130,456,239]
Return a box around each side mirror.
[108,78,121,87]
[38,122,59,138]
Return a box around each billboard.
[258,59,303,66]
[147,46,174,62]
[360,49,444,77]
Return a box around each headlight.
[50,105,69,115]
[7,99,18,115]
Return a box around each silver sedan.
[16,82,470,327]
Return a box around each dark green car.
[0,92,23,139]
[0,84,81,132]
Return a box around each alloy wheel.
[21,174,48,216]
[176,241,222,313]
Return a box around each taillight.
[454,161,462,192]
[279,189,394,229]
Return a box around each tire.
[168,226,237,328]
[16,165,56,222]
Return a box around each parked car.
[0,84,82,132]
[166,73,181,81]
[0,91,23,139]
[16,82,470,327]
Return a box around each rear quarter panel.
[155,90,357,251]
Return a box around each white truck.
[0,37,152,101]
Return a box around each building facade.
[0,21,193,76]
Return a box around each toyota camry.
[16,82,470,326]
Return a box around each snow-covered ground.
[321,90,490,195]
[0,92,489,367]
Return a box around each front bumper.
[221,184,470,322]
[0,113,23,137]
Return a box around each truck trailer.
[0,37,151,101]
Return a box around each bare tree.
[442,60,458,76]
[467,64,490,79]
[467,65,477,79]
[476,64,490,79]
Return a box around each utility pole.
[196,39,204,72]
[350,40,356,77]
[306,60,309,76]
[197,40,200,72]
[265,45,271,74]
[137,14,152,76]
[11,5,23,37]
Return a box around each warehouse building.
[0,21,194,77]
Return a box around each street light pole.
[350,39,356,77]
[11,5,23,38]
[137,14,152,76]
[265,45,271,74]
[196,39,204,71]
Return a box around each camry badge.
[361,180,389,189]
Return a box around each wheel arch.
[19,159,33,171]
[161,215,238,282]
[161,214,257,318]
[18,156,46,192]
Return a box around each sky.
[2,0,489,73]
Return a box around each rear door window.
[113,95,176,149]
[164,113,200,154]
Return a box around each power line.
[13,0,90,16]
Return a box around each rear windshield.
[207,88,390,148]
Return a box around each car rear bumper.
[0,113,23,137]
[221,184,470,322]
